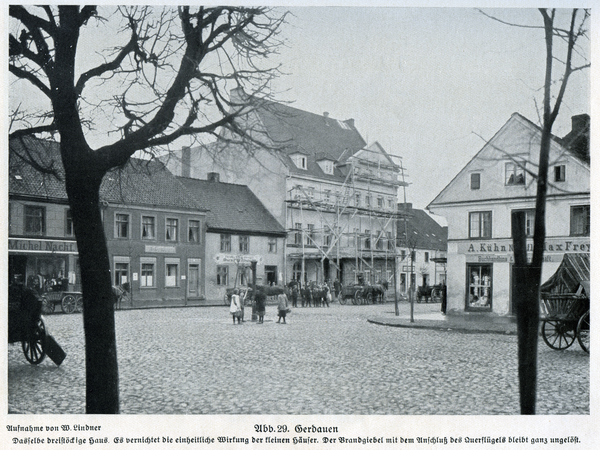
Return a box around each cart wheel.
[75,296,84,313]
[577,310,590,354]
[542,319,576,350]
[366,292,373,304]
[61,295,77,314]
[339,296,347,305]
[353,290,361,305]
[41,296,55,314]
[22,318,46,365]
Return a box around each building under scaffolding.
[284,143,409,287]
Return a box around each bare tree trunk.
[511,212,539,414]
[65,162,119,414]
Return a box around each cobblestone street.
[8,302,589,415]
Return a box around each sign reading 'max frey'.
[9,238,78,254]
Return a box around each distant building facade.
[165,91,407,287]
[428,114,590,318]
[178,174,286,303]
[9,137,207,307]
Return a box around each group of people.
[229,287,290,324]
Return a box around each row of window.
[399,250,430,263]
[219,234,278,254]
[292,186,396,210]
[291,224,394,250]
[468,205,590,239]
[470,163,567,190]
[113,257,183,289]
[114,213,202,243]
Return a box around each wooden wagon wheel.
[542,319,577,350]
[22,318,46,365]
[61,294,77,314]
[353,289,361,305]
[75,296,84,313]
[339,294,347,305]
[577,310,590,354]
[41,295,55,314]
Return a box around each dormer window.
[291,154,307,170]
[505,162,525,186]
[318,159,334,175]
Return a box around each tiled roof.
[252,100,367,179]
[9,136,202,211]
[177,176,286,236]
[397,207,448,252]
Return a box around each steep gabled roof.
[9,136,202,211]
[177,176,286,236]
[250,100,368,179]
[397,207,448,252]
[427,112,590,209]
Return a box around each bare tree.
[9,5,286,414]
[481,8,589,414]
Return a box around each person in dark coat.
[255,287,266,324]
[334,279,342,302]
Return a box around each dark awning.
[540,253,590,296]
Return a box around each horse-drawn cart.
[339,283,387,305]
[539,253,590,353]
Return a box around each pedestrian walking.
[255,287,266,324]
[277,292,290,324]
[230,289,242,324]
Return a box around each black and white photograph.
[3,1,596,448]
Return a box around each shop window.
[292,261,305,283]
[554,165,566,182]
[140,260,156,288]
[470,173,480,190]
[239,235,249,253]
[570,205,590,236]
[268,237,277,253]
[114,261,129,286]
[469,211,492,239]
[165,218,178,242]
[467,264,492,310]
[505,162,525,185]
[512,209,535,237]
[165,259,179,287]
[141,216,156,240]
[65,209,74,236]
[217,265,229,285]
[25,205,46,236]
[188,220,200,243]
[220,234,231,252]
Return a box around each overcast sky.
[6,4,592,212]
[269,6,591,210]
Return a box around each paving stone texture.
[8,301,589,415]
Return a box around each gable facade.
[428,113,590,317]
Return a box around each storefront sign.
[214,253,262,265]
[458,238,590,255]
[145,245,177,254]
[9,238,78,254]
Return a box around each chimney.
[181,147,191,178]
[323,112,329,118]
[347,118,355,128]
[571,114,590,134]
[207,172,220,183]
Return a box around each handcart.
[540,253,590,353]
